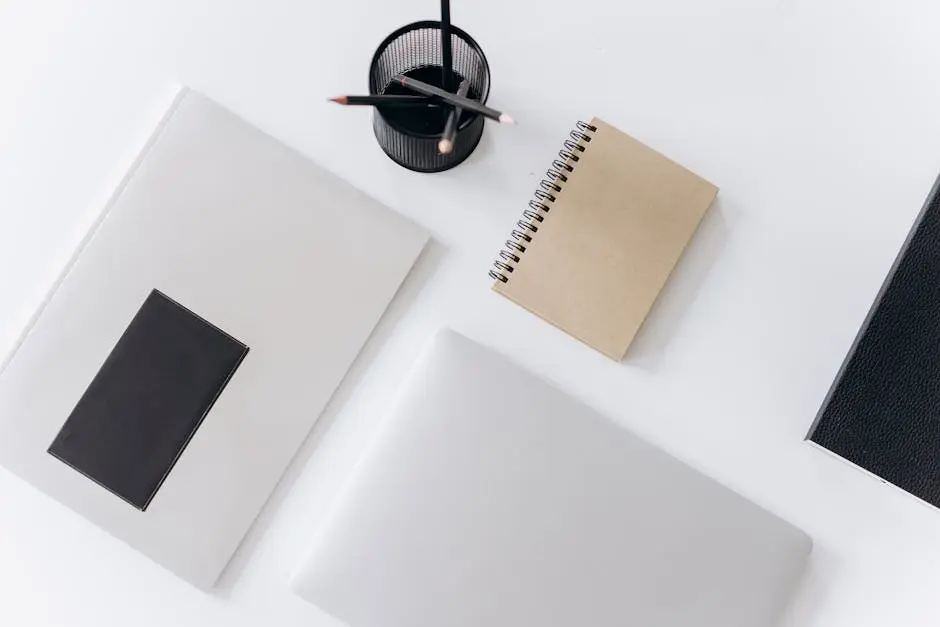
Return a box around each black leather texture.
[809,176,940,508]
[48,289,248,511]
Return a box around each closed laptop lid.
[290,330,811,627]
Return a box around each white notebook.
[0,88,428,588]
[291,330,811,627]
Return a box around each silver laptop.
[290,330,811,627]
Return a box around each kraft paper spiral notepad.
[490,118,718,360]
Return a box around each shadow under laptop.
[212,239,446,596]
[625,198,730,370]
[778,543,837,627]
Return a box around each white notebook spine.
[489,120,598,284]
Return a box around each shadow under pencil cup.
[369,21,491,173]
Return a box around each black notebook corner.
[808,174,940,508]
[48,289,248,511]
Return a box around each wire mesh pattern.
[369,21,491,173]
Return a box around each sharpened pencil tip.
[328,96,348,104]
[438,138,454,154]
[499,113,516,125]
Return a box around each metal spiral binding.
[489,121,598,283]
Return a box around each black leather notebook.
[48,289,248,510]
[808,176,940,507]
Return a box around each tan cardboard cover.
[494,118,718,360]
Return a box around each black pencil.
[440,0,453,92]
[328,95,438,107]
[395,75,515,124]
[439,80,470,154]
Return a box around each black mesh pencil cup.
[369,21,491,173]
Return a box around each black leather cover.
[808,176,940,507]
[48,289,248,511]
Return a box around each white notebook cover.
[291,330,811,627]
[0,88,428,588]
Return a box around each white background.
[1,1,939,625]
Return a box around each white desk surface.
[1,1,938,626]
